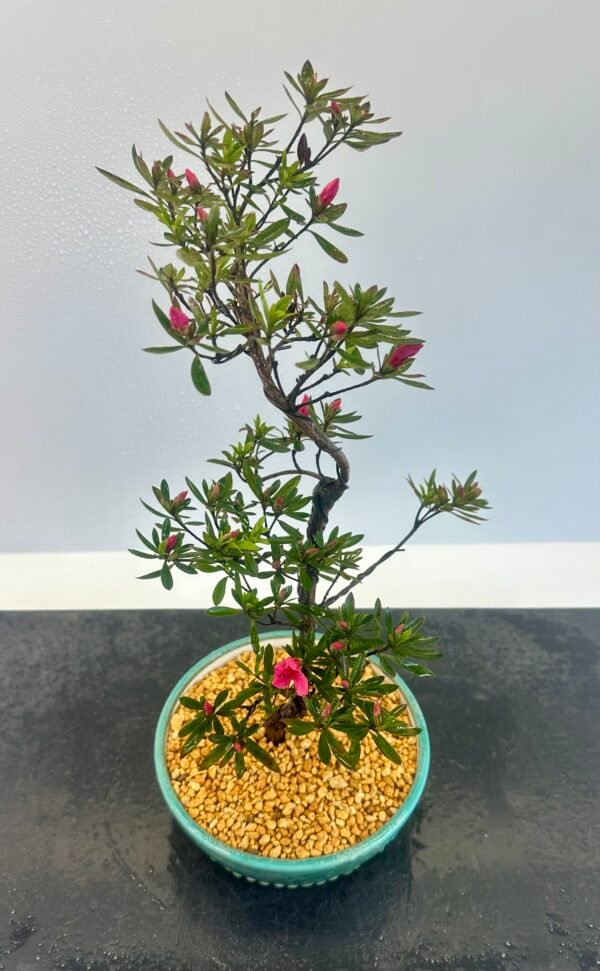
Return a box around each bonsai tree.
[99,61,488,777]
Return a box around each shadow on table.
[164,803,427,939]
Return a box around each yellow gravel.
[166,649,418,859]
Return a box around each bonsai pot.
[154,631,430,888]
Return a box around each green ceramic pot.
[154,630,430,888]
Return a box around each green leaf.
[310,232,348,264]
[328,223,364,238]
[206,606,239,616]
[317,730,331,764]
[245,738,280,772]
[212,576,227,605]
[284,719,316,736]
[224,90,247,121]
[96,167,152,198]
[191,356,211,396]
[160,562,173,590]
[198,745,228,770]
[373,732,403,765]
[143,346,183,354]
[180,696,205,710]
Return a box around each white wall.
[1,0,599,552]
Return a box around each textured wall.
[1,0,599,551]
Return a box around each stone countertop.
[1,610,599,970]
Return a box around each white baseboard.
[0,543,598,610]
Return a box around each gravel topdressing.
[166,649,419,860]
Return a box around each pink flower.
[330,101,341,115]
[318,178,339,208]
[196,207,208,221]
[338,620,349,631]
[233,741,243,753]
[173,490,188,505]
[166,168,176,179]
[272,559,282,571]
[169,305,191,331]
[373,700,382,718]
[223,530,240,541]
[298,393,311,417]
[388,342,424,370]
[185,168,200,189]
[330,398,342,413]
[272,657,309,697]
[165,535,177,554]
[330,320,348,340]
[273,496,285,512]
[394,623,405,636]
[203,700,214,716]
[330,640,344,652]
[322,703,332,719]
[340,679,350,689]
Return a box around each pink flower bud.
[373,700,382,718]
[165,534,177,554]
[173,490,188,505]
[298,393,311,417]
[169,305,191,331]
[322,703,332,719]
[233,741,243,753]
[185,168,200,189]
[196,207,208,221]
[272,559,282,571]
[273,496,285,512]
[387,343,424,370]
[318,178,340,208]
[223,530,240,541]
[330,320,348,340]
[203,700,214,716]
[330,398,342,412]
[330,101,341,115]
[394,623,405,636]
[167,168,176,179]
[340,679,350,689]
[338,620,350,631]
[331,640,344,652]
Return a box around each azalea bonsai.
[100,60,488,778]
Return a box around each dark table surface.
[1,610,599,971]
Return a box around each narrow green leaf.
[310,232,348,264]
[212,576,227,605]
[161,562,173,590]
[96,167,151,198]
[191,356,211,395]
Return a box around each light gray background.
[1,0,599,552]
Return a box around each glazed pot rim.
[154,629,430,873]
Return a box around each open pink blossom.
[318,178,339,207]
[169,306,191,331]
[272,657,309,696]
[388,342,423,369]
[185,168,200,189]
[298,393,311,417]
